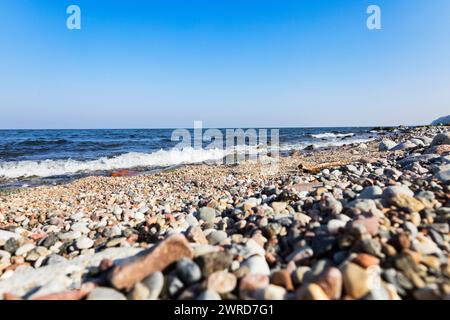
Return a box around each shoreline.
[0,125,449,300]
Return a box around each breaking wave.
[0,147,233,179]
[310,132,355,139]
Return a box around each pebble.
[142,272,164,300]
[197,289,222,300]
[87,287,127,300]
[341,262,371,299]
[75,237,94,250]
[241,255,271,276]
[327,219,346,235]
[198,207,216,224]
[207,271,237,294]
[176,258,202,285]
[15,243,35,256]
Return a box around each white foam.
[281,137,375,152]
[0,147,230,179]
[311,132,355,139]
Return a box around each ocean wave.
[18,139,70,146]
[281,137,374,152]
[310,132,355,139]
[0,147,232,179]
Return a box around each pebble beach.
[0,126,449,300]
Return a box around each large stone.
[0,230,21,243]
[296,283,330,300]
[424,145,450,155]
[185,225,208,245]
[315,267,343,300]
[382,185,414,200]
[359,186,383,199]
[0,247,141,297]
[241,255,271,276]
[195,251,233,276]
[340,262,371,299]
[390,194,425,213]
[198,207,216,224]
[431,133,450,146]
[107,234,194,291]
[435,169,450,183]
[379,139,397,151]
[392,140,417,151]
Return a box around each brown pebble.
[107,234,194,291]
[352,253,380,269]
[271,269,294,291]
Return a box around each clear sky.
[0,0,449,129]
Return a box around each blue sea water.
[0,127,378,187]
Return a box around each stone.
[176,258,202,285]
[0,250,11,271]
[59,231,81,241]
[197,289,221,300]
[293,266,311,285]
[195,251,233,276]
[167,275,184,297]
[390,194,425,213]
[392,140,417,151]
[27,275,73,299]
[0,247,140,297]
[379,139,397,151]
[352,253,380,268]
[412,235,441,255]
[425,145,450,155]
[207,271,237,294]
[206,230,228,245]
[3,238,20,254]
[142,272,164,300]
[382,186,414,200]
[271,269,294,291]
[128,282,150,300]
[244,239,266,258]
[239,274,269,298]
[340,262,371,299]
[107,234,194,291]
[271,202,287,213]
[435,169,450,183]
[263,284,287,300]
[71,222,90,234]
[15,243,35,256]
[359,186,383,199]
[0,230,21,243]
[315,267,343,300]
[198,207,216,224]
[431,133,450,146]
[286,247,314,263]
[87,287,127,300]
[75,237,94,250]
[352,217,379,236]
[185,225,208,245]
[296,283,330,300]
[241,255,271,276]
[327,219,346,235]
[319,193,343,215]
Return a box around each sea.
[0,127,381,188]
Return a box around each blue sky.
[0,0,449,129]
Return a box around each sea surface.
[0,127,379,188]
